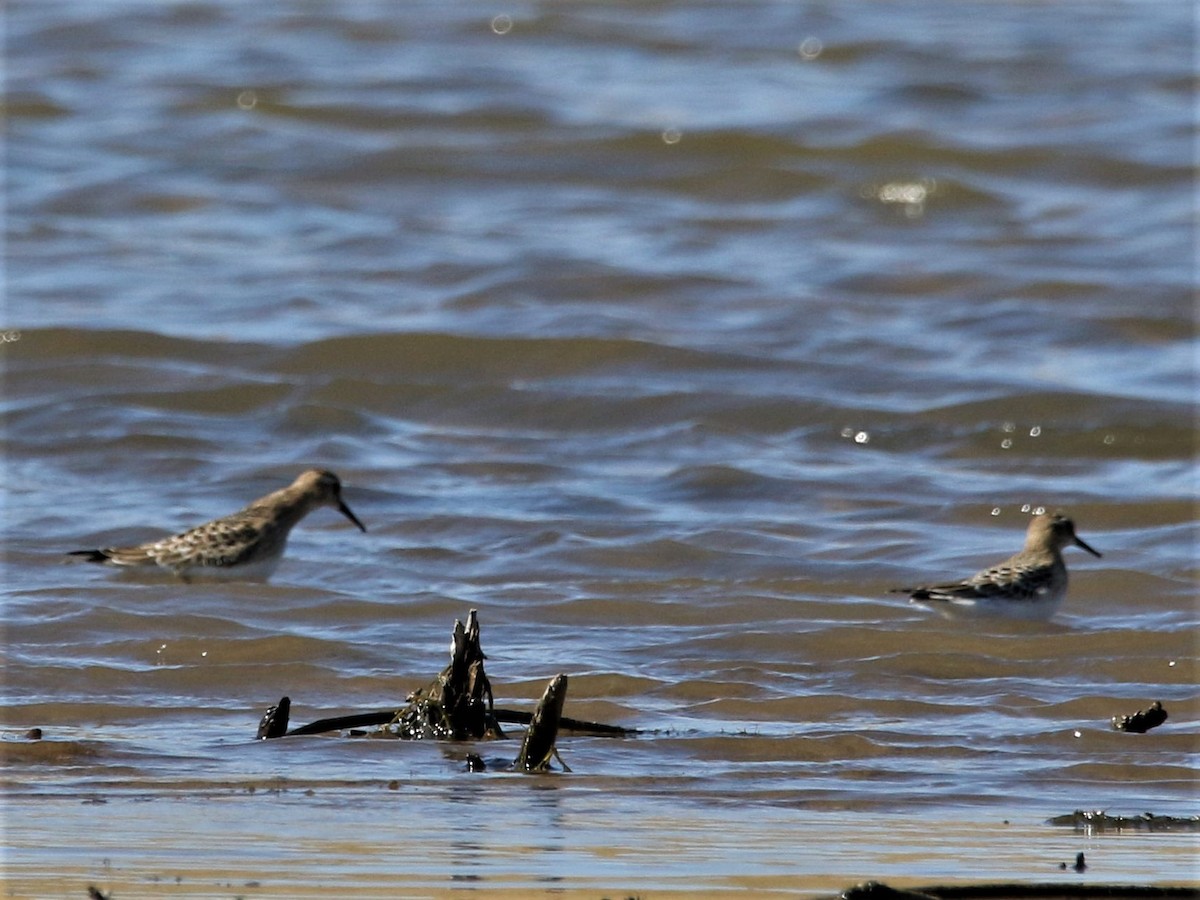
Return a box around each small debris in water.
[1112,700,1168,733]
[1059,852,1087,872]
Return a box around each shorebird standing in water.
[69,469,366,581]
[892,511,1102,620]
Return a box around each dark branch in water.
[514,673,569,772]
[254,609,635,772]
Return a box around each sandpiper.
[69,469,366,581]
[892,512,1101,620]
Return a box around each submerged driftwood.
[255,609,634,772]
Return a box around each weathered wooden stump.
[255,609,634,772]
[390,609,502,741]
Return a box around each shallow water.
[4,0,1197,896]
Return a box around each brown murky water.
[4,1,1196,896]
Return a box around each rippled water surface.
[4,1,1197,896]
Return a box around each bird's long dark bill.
[338,501,367,532]
[1074,536,1102,558]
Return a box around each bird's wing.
[146,516,267,569]
[905,563,1056,603]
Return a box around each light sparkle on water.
[797,37,824,60]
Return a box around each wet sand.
[7,790,1198,898]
